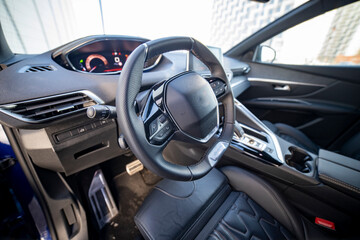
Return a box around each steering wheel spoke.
[140,82,177,146]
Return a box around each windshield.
[0,0,306,54]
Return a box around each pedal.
[126,160,143,175]
[88,170,118,229]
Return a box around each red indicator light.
[315,217,335,230]
[103,68,122,72]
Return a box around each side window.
[255,1,360,66]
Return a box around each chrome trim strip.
[234,99,284,163]
[142,42,149,58]
[248,77,327,87]
[0,90,104,123]
[256,97,312,105]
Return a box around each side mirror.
[254,45,276,63]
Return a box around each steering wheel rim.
[116,37,234,181]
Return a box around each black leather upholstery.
[135,169,231,240]
[262,120,319,154]
[135,167,310,240]
[262,120,360,160]
[206,192,294,240]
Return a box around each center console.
[222,100,360,235]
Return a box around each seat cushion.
[134,168,231,240]
[262,120,319,154]
[135,167,306,240]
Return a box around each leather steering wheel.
[116,37,234,181]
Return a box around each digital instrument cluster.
[66,38,161,74]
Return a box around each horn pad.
[165,72,219,140]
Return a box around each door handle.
[273,85,291,91]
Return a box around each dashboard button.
[265,147,273,153]
[56,131,71,142]
[70,129,79,136]
[84,124,93,131]
[78,126,86,134]
[100,120,108,125]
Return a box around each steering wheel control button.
[158,114,166,124]
[208,79,226,97]
[152,122,173,143]
[149,119,158,136]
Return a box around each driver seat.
[135,166,328,240]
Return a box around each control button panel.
[209,79,226,97]
[148,114,173,143]
[239,134,267,152]
[54,119,113,143]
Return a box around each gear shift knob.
[234,121,245,138]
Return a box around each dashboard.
[0,35,250,176]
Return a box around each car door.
[226,0,360,150]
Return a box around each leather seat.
[263,120,360,160]
[135,167,328,240]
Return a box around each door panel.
[238,62,360,148]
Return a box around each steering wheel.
[116,37,234,181]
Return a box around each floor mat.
[101,169,161,239]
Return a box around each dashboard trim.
[248,77,327,87]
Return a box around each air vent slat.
[30,100,92,117]
[23,95,85,111]
[23,65,55,73]
[0,91,102,123]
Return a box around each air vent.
[0,91,104,123]
[20,65,56,73]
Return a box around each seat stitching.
[320,174,360,194]
[218,220,241,239]
[209,233,220,240]
[221,219,247,235]
[213,229,226,240]
[228,170,298,237]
